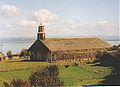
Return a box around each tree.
[19,49,31,58]
[112,45,119,50]
[7,50,12,60]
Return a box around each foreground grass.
[0,60,49,86]
[0,60,113,86]
[59,64,113,86]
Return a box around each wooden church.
[28,24,111,62]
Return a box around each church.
[28,24,111,62]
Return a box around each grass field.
[0,59,113,86]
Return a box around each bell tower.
[37,23,45,41]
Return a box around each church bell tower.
[37,23,45,41]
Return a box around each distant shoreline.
[0,37,119,43]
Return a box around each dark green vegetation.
[29,65,63,86]
[19,49,31,58]
[0,60,114,86]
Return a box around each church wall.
[30,51,50,61]
[51,48,108,61]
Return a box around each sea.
[0,38,119,55]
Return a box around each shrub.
[73,63,79,67]
[19,49,31,58]
[29,65,64,86]
[4,79,31,87]
[112,45,119,50]
[4,65,64,87]
[64,64,70,68]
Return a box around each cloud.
[0,23,36,38]
[93,21,119,36]
[0,4,20,16]
[46,21,119,37]
[31,9,58,22]
[0,20,118,38]
[0,23,15,37]
[17,9,58,28]
[18,20,37,28]
[95,21,115,28]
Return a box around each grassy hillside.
[0,60,113,86]
[59,63,113,86]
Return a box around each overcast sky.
[0,0,119,38]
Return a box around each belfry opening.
[37,23,45,41]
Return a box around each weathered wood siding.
[30,51,51,61]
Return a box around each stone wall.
[52,48,106,61]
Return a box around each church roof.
[28,39,50,52]
[29,38,111,52]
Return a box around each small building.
[28,24,111,61]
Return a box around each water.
[0,39,119,55]
[0,42,33,54]
[107,41,120,46]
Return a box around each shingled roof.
[28,38,111,52]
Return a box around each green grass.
[0,60,49,86]
[0,60,48,71]
[0,70,32,87]
[0,60,113,86]
[59,64,113,86]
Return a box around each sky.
[0,0,119,39]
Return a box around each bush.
[112,45,119,50]
[64,64,70,68]
[73,63,79,67]
[29,65,64,86]
[4,79,30,87]
[19,49,31,58]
